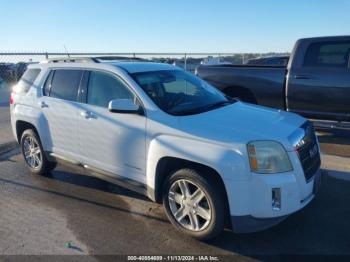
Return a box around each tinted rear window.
[304,41,350,68]
[15,69,41,93]
[49,70,83,102]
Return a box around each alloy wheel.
[168,179,212,231]
[23,136,42,169]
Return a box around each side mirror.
[108,99,143,115]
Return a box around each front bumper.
[231,214,288,233]
[226,167,321,233]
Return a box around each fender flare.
[145,135,248,201]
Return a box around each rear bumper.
[10,110,18,143]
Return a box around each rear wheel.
[20,129,56,175]
[163,168,225,240]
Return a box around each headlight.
[247,141,292,174]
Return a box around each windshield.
[130,70,234,115]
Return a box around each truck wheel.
[225,87,257,104]
[163,168,225,240]
[20,129,56,175]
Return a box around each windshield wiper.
[200,100,234,112]
[171,100,234,116]
[171,107,205,116]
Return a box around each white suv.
[10,58,321,240]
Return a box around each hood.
[177,102,306,151]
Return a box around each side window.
[87,71,133,108]
[43,71,54,96]
[49,70,83,102]
[304,41,350,68]
[15,69,41,94]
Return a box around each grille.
[296,122,321,182]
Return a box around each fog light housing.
[272,188,281,211]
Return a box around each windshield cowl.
[171,100,236,116]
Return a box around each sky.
[0,0,349,53]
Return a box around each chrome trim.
[49,153,80,165]
[288,127,306,148]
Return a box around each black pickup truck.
[196,36,350,122]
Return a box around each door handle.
[294,75,311,80]
[39,101,49,108]
[80,110,96,119]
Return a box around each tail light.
[10,92,15,105]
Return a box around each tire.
[239,94,257,104]
[163,168,225,240]
[20,129,56,175]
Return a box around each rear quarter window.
[15,69,41,94]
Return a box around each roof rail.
[41,57,100,64]
[96,56,148,61]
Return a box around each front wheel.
[163,168,225,240]
[20,129,56,175]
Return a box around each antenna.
[63,45,70,58]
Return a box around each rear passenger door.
[287,40,350,121]
[40,69,83,160]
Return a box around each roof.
[297,35,350,42]
[108,61,179,73]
